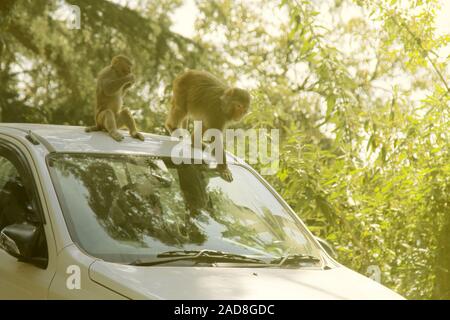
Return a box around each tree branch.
[388,14,449,93]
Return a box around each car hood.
[89,261,404,300]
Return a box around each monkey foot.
[131,131,145,141]
[110,131,124,142]
[164,125,175,135]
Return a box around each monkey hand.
[125,73,135,84]
[217,164,233,182]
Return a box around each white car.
[0,123,403,300]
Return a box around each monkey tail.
[85,125,100,133]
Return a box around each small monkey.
[165,70,251,182]
[86,55,144,142]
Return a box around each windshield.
[48,153,319,266]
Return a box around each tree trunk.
[434,213,450,299]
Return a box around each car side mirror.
[0,224,47,269]
[315,236,337,259]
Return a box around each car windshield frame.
[46,152,323,267]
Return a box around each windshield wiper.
[270,253,321,267]
[129,249,269,267]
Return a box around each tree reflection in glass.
[49,153,317,265]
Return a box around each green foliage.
[0,0,449,299]
[193,0,449,299]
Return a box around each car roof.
[0,123,236,163]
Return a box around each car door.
[0,139,55,299]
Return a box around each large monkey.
[85,55,144,142]
[165,70,251,182]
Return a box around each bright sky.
[435,0,450,58]
[436,0,450,34]
[170,0,198,38]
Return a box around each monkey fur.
[86,55,144,142]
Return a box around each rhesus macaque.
[85,55,144,142]
[165,70,251,182]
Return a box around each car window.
[0,146,48,260]
[0,156,17,190]
[0,155,29,229]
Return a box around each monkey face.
[231,101,248,121]
[117,62,132,76]
[112,56,133,76]
[222,88,250,121]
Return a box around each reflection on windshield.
[48,154,317,265]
